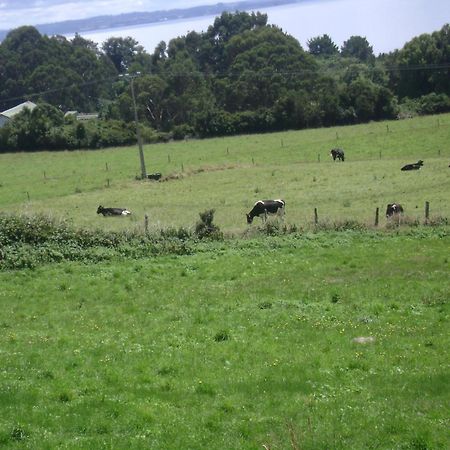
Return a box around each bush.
[194,209,223,240]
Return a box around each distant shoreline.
[0,0,303,40]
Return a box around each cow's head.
[97,205,104,214]
[246,213,253,224]
[386,203,402,217]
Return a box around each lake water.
[71,0,449,55]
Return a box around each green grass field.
[0,230,449,449]
[0,114,449,449]
[1,114,449,233]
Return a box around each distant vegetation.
[0,13,449,152]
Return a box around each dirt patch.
[160,164,241,182]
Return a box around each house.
[64,111,99,121]
[0,101,37,127]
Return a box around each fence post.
[314,208,318,225]
[425,201,430,223]
[375,207,379,227]
[105,162,109,171]
[317,153,320,163]
[144,214,149,233]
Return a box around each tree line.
[0,13,449,152]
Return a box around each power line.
[1,62,449,105]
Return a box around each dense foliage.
[0,15,449,151]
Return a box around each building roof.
[1,101,37,118]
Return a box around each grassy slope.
[0,230,449,449]
[0,114,449,233]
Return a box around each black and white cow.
[330,148,345,162]
[147,172,162,181]
[246,199,285,224]
[386,203,404,218]
[401,160,423,171]
[97,205,131,216]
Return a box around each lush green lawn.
[1,114,449,233]
[0,229,449,449]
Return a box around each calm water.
[71,0,449,55]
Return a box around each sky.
[0,0,449,55]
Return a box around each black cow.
[386,203,404,218]
[330,148,345,162]
[246,199,285,224]
[97,205,131,216]
[401,160,423,171]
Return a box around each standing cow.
[386,203,404,218]
[246,199,285,224]
[330,148,345,162]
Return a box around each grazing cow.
[246,199,285,224]
[330,148,345,162]
[386,203,404,218]
[97,205,131,216]
[401,160,423,171]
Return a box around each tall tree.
[307,34,339,56]
[341,36,375,62]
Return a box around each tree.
[102,36,148,74]
[341,36,375,62]
[385,24,450,99]
[307,34,339,56]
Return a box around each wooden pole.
[314,208,318,225]
[317,153,320,163]
[144,214,149,233]
[425,201,430,222]
[375,207,379,226]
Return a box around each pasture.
[0,114,449,449]
[0,230,449,449]
[0,113,449,233]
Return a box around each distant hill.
[0,0,299,41]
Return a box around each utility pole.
[127,72,146,179]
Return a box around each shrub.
[194,209,223,240]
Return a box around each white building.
[0,101,37,127]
